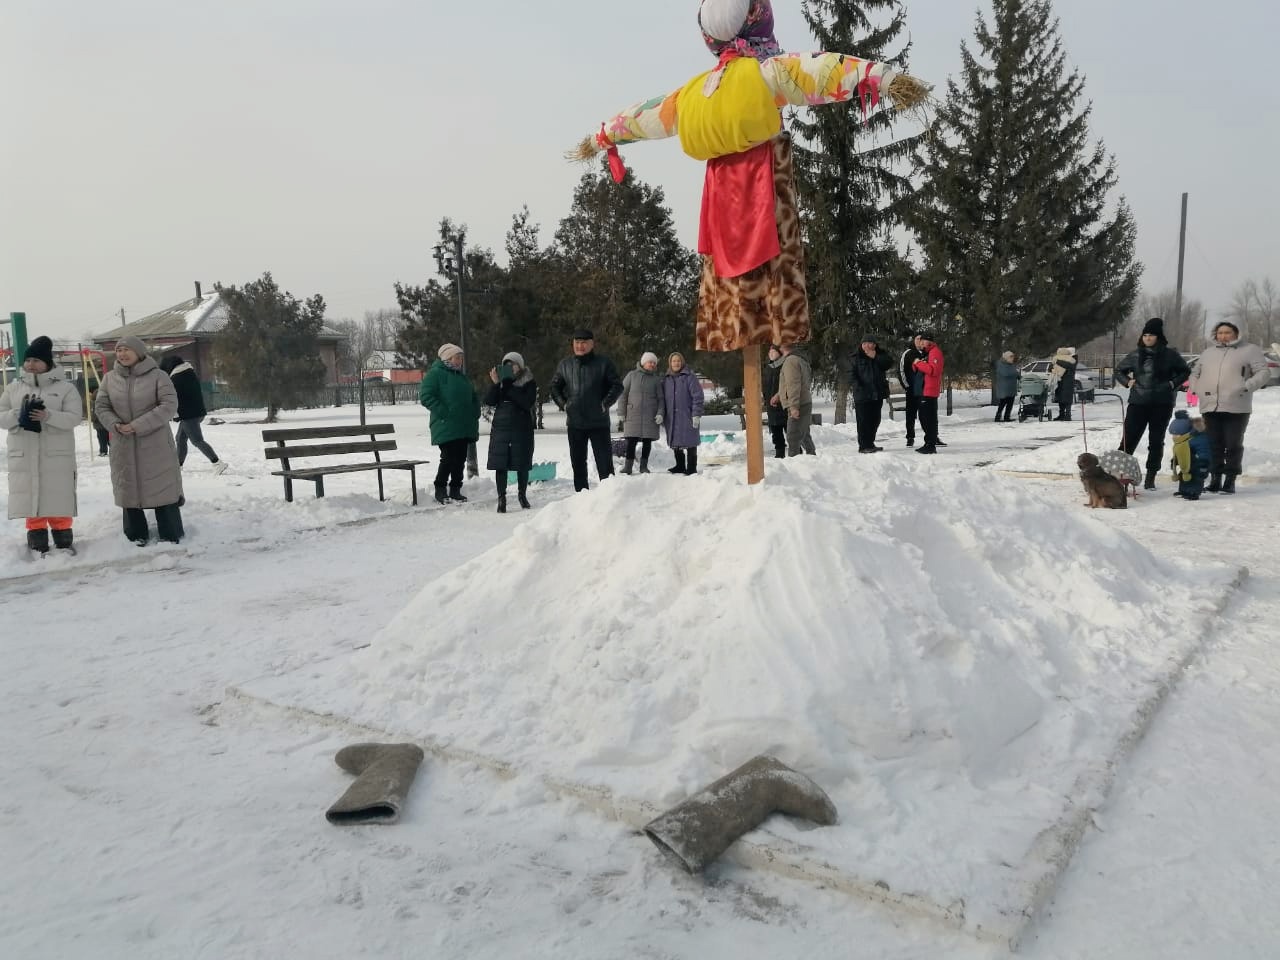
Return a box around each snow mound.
[271,453,1234,931]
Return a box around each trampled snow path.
[3,394,1279,958]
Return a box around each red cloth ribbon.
[856,70,882,123]
[597,125,626,183]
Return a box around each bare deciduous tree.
[1225,277,1278,347]
[1078,287,1206,366]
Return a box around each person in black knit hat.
[1115,318,1191,490]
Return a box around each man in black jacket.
[161,354,226,474]
[851,336,893,452]
[897,334,926,447]
[549,329,623,492]
[1116,318,1191,490]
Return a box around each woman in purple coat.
[662,352,705,475]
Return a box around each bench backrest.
[262,424,398,466]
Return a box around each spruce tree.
[791,0,920,421]
[553,162,703,380]
[910,0,1140,377]
[214,272,327,422]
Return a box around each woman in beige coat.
[0,336,82,553]
[94,337,184,544]
[1188,320,1271,494]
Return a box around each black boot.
[1144,469,1157,491]
[26,528,50,554]
[1207,472,1223,494]
[433,484,449,505]
[496,495,507,513]
[669,449,686,474]
[684,449,698,475]
[518,489,531,509]
[639,452,651,474]
[621,458,634,475]
[448,485,468,503]
[1221,474,1237,495]
[52,528,74,551]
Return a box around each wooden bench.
[887,393,909,420]
[262,424,429,505]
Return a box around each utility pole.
[120,308,126,325]
[1174,192,1188,330]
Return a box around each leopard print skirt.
[695,135,810,352]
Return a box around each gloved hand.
[692,416,701,429]
[654,414,663,426]
[18,395,44,433]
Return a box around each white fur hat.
[641,352,659,366]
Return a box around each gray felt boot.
[325,743,426,825]
[643,755,837,873]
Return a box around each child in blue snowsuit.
[1168,410,1212,500]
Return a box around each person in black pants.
[911,332,945,454]
[161,354,227,473]
[549,329,624,492]
[762,345,788,458]
[1116,318,1190,490]
[851,336,892,452]
[897,335,926,446]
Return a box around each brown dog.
[1077,453,1127,509]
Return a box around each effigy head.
[699,0,782,60]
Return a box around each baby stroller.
[1017,376,1051,422]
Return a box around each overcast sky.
[2,0,1276,342]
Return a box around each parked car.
[1265,349,1280,388]
[1021,359,1098,402]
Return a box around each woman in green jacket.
[419,343,480,504]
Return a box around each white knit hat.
[641,352,659,366]
[437,343,463,362]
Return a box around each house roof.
[94,292,346,342]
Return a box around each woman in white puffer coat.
[0,336,83,553]
[1188,320,1271,494]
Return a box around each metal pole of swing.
[452,232,478,478]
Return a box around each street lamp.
[432,230,478,478]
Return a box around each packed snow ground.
[3,389,1279,958]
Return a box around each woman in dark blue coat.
[485,352,537,512]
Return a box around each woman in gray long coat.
[0,335,82,553]
[616,352,665,474]
[662,352,704,475]
[1188,320,1271,494]
[994,351,1019,422]
[94,337,184,544]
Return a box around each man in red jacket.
[912,332,945,454]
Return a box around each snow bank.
[263,451,1233,929]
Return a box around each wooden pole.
[742,344,765,485]
[1174,192,1188,330]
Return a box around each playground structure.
[2,311,111,460]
